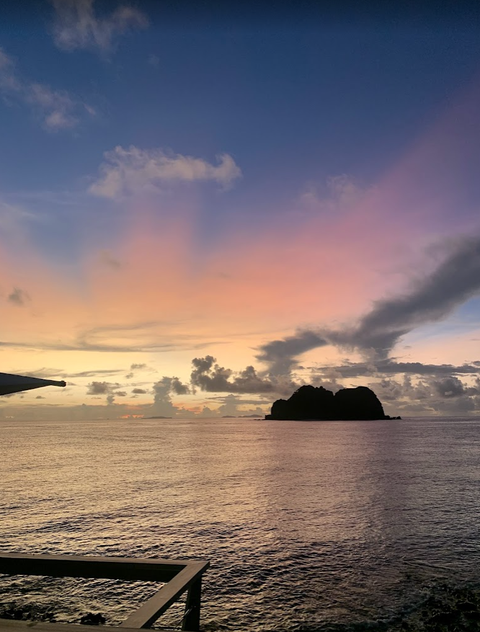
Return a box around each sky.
[1,0,480,419]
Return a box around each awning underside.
[0,373,66,396]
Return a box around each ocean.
[1,416,480,631]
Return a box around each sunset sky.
[1,1,480,419]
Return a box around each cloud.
[371,375,480,415]
[51,0,148,54]
[0,47,94,131]
[130,363,147,370]
[151,377,189,417]
[299,174,370,214]
[313,359,480,379]
[0,322,218,353]
[169,376,190,395]
[0,201,38,231]
[7,287,30,307]
[86,381,113,395]
[132,388,146,394]
[256,235,480,375]
[0,48,20,91]
[87,380,128,405]
[216,394,264,417]
[98,250,121,269]
[66,369,124,378]
[11,367,65,379]
[433,376,465,398]
[256,330,327,376]
[191,356,279,393]
[197,406,215,417]
[337,235,480,358]
[89,145,242,198]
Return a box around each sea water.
[1,416,480,631]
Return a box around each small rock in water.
[80,612,106,625]
[0,603,56,622]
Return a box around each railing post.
[182,576,202,631]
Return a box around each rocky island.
[266,385,399,420]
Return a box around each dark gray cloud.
[86,380,126,405]
[255,330,327,376]
[257,236,480,375]
[153,377,189,398]
[433,377,466,398]
[337,235,480,357]
[170,376,189,395]
[86,381,113,395]
[209,393,265,418]
[132,387,146,394]
[151,377,189,417]
[313,359,480,379]
[371,375,480,415]
[191,356,277,393]
[8,287,30,306]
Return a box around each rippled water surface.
[1,416,480,631]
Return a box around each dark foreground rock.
[266,384,398,420]
[80,613,106,625]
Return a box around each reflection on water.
[1,417,480,630]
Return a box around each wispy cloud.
[0,322,217,354]
[298,174,372,215]
[89,145,242,198]
[98,249,121,269]
[51,0,148,54]
[7,287,30,307]
[66,368,125,378]
[0,47,94,131]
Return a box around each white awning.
[0,372,66,396]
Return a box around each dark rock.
[266,384,394,420]
[0,603,56,622]
[80,613,106,625]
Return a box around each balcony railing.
[0,553,209,632]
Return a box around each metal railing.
[0,553,209,632]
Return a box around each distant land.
[266,385,400,420]
[222,414,263,418]
[144,416,173,419]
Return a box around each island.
[265,385,399,420]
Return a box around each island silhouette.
[266,385,399,420]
